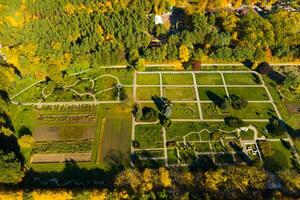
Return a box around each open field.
[162,74,193,85]
[198,87,227,100]
[172,103,199,119]
[135,124,163,148]
[137,74,160,85]
[136,87,160,101]
[164,87,196,100]
[227,87,269,101]
[224,73,260,85]
[30,153,92,163]
[195,73,223,85]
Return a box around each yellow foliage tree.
[90,189,108,200]
[179,45,189,62]
[115,169,142,192]
[0,190,22,200]
[142,168,153,191]
[64,3,76,15]
[18,135,35,148]
[159,167,171,187]
[32,190,73,200]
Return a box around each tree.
[133,104,143,121]
[256,62,271,75]
[283,72,300,91]
[179,45,190,62]
[159,167,171,187]
[224,116,246,128]
[278,170,300,193]
[0,150,24,184]
[230,95,248,110]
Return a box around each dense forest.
[0,0,299,83]
[0,0,300,199]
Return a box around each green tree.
[0,150,24,184]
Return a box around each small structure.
[154,12,171,25]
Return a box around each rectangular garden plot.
[227,87,269,101]
[136,87,160,101]
[135,124,163,148]
[195,73,223,85]
[164,87,196,101]
[224,73,260,85]
[162,73,193,85]
[172,103,199,119]
[137,74,160,85]
[33,125,96,142]
[30,153,92,163]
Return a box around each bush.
[142,107,158,122]
[256,62,271,75]
[18,135,35,148]
[230,95,248,110]
[224,116,246,128]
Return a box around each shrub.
[224,116,246,128]
[230,95,248,110]
[256,62,271,75]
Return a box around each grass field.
[135,124,163,148]
[201,102,276,119]
[227,87,269,101]
[98,105,131,163]
[195,73,223,85]
[166,122,210,141]
[162,74,193,85]
[164,87,196,101]
[264,141,293,171]
[224,73,260,85]
[136,87,160,101]
[198,87,227,101]
[137,74,160,85]
[172,103,199,119]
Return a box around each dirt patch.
[33,125,96,142]
[30,153,92,163]
[285,102,300,114]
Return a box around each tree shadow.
[0,90,10,103]
[170,7,186,31]
[25,159,122,188]
[18,126,32,138]
[267,70,285,84]
[151,95,166,112]
[0,109,15,132]
[205,90,223,108]
[0,133,24,164]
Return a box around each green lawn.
[240,129,255,140]
[264,141,293,171]
[97,104,132,163]
[228,87,269,101]
[164,87,196,101]
[198,87,227,101]
[224,73,260,85]
[162,74,194,85]
[195,73,223,85]
[137,74,160,85]
[172,103,199,119]
[166,122,210,141]
[193,142,211,152]
[167,148,178,164]
[201,102,276,119]
[136,87,160,101]
[135,124,163,148]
